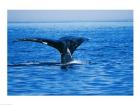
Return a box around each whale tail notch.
[16,36,87,64]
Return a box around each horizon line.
[8,20,133,23]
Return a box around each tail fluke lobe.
[16,38,56,45]
[59,36,87,54]
[16,38,61,50]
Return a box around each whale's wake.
[8,59,85,67]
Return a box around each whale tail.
[16,36,87,64]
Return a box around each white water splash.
[67,59,85,65]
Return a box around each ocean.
[8,21,133,95]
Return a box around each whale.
[16,36,88,64]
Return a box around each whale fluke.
[16,36,87,64]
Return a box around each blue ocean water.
[8,21,133,95]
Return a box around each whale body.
[16,36,87,64]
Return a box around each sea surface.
[8,21,133,95]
